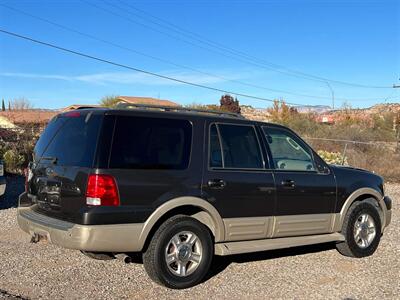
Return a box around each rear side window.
[109,116,192,170]
[39,113,102,167]
[209,123,263,169]
[209,124,223,168]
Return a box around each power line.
[84,0,377,89]
[0,28,312,107]
[106,0,392,89]
[0,4,338,102]
[4,6,392,106]
[3,3,391,103]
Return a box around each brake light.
[86,174,120,206]
[24,167,28,192]
[63,111,81,118]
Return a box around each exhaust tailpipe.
[115,253,132,264]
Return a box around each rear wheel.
[143,215,213,289]
[336,201,381,258]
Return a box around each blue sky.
[0,0,399,110]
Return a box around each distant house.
[0,110,57,126]
[62,96,180,112]
[116,96,179,107]
[316,114,335,124]
[0,110,57,140]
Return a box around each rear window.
[109,116,192,170]
[33,117,66,161]
[35,113,102,167]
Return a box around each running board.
[214,232,345,256]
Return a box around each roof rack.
[74,106,101,110]
[115,103,245,119]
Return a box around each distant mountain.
[361,103,400,114]
[296,103,400,115]
[295,105,332,114]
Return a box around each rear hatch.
[27,110,103,223]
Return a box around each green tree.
[1,99,5,111]
[99,95,120,107]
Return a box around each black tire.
[336,201,381,258]
[143,215,213,289]
[80,251,115,260]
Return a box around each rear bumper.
[17,206,145,252]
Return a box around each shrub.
[3,149,24,174]
[99,95,119,107]
[317,150,348,165]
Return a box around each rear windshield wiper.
[40,156,58,164]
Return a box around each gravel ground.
[0,182,398,299]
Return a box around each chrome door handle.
[281,179,295,189]
[208,179,226,189]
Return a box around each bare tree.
[10,98,34,110]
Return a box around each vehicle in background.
[0,160,6,197]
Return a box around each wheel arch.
[138,196,225,251]
[334,187,386,232]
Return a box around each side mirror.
[314,155,330,174]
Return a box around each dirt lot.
[0,179,398,299]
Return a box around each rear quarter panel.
[97,112,206,224]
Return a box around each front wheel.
[143,215,213,289]
[336,201,382,258]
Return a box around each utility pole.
[325,81,335,110]
[394,78,400,88]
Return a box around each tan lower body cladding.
[223,213,336,242]
[216,214,343,256]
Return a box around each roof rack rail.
[74,106,101,110]
[115,103,245,119]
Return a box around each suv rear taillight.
[24,168,28,192]
[86,174,120,206]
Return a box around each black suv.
[18,105,392,289]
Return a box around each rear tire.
[336,201,381,258]
[143,215,213,289]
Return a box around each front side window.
[110,116,192,170]
[263,127,315,171]
[209,123,263,169]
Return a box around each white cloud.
[0,70,246,86]
[0,72,74,81]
